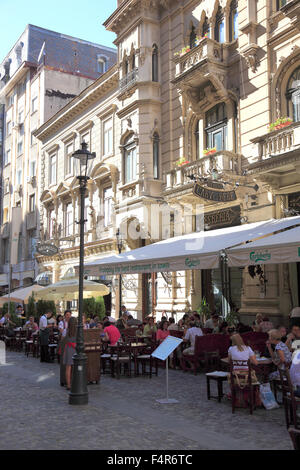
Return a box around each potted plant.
[175,157,190,167]
[203,147,217,156]
[268,117,292,132]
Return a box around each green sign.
[298,248,300,257]
[250,251,271,263]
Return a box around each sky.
[0,0,117,62]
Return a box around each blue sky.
[0,0,117,61]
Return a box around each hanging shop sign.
[36,242,59,256]
[193,183,237,202]
[204,206,241,231]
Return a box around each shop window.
[215,6,225,43]
[287,67,300,123]
[205,103,227,151]
[229,0,238,41]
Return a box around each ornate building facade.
[34,0,300,323]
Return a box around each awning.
[82,216,300,276]
[227,225,300,267]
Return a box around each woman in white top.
[228,334,258,369]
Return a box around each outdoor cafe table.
[221,357,274,382]
[109,342,147,376]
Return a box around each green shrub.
[82,297,106,320]
[36,300,56,318]
[27,295,37,319]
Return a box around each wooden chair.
[110,344,132,379]
[288,427,300,450]
[278,367,300,429]
[136,343,158,378]
[204,350,221,373]
[229,359,260,415]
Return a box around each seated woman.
[228,334,260,407]
[228,334,258,368]
[267,329,292,380]
[24,316,39,331]
[143,316,157,337]
[156,320,170,344]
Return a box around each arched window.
[214,6,225,43]
[132,53,136,70]
[124,57,129,75]
[152,44,158,82]
[287,67,300,123]
[205,103,227,151]
[202,17,210,38]
[190,25,197,49]
[124,135,137,183]
[229,0,238,42]
[153,133,159,179]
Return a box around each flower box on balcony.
[268,117,292,132]
[203,147,217,156]
[174,35,208,58]
[175,158,190,167]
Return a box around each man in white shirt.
[39,311,54,363]
[183,321,204,356]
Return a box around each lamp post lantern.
[116,228,124,319]
[69,141,95,406]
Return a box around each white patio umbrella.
[34,278,110,301]
[0,284,45,306]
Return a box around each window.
[190,25,197,49]
[6,121,11,135]
[31,96,38,113]
[65,142,74,176]
[205,103,227,152]
[97,56,107,74]
[27,230,36,259]
[7,94,14,107]
[29,160,36,177]
[202,17,210,38]
[124,137,137,183]
[152,44,159,82]
[3,208,9,225]
[16,157,22,185]
[29,194,35,212]
[215,6,225,43]
[3,238,9,263]
[17,139,23,155]
[18,81,26,95]
[103,187,113,227]
[4,149,11,166]
[277,0,286,10]
[31,132,36,146]
[153,133,159,179]
[48,209,54,239]
[4,179,10,194]
[65,202,73,236]
[287,67,300,123]
[49,154,57,185]
[132,54,136,70]
[18,110,24,125]
[229,1,238,42]
[103,118,113,156]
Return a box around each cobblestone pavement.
[0,351,293,450]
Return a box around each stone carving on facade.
[242,44,260,73]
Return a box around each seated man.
[116,314,128,331]
[182,321,203,356]
[24,316,38,331]
[286,325,300,351]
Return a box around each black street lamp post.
[69,142,96,406]
[116,228,124,319]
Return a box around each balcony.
[119,68,139,94]
[165,151,242,196]
[248,121,300,184]
[172,38,238,86]
[281,0,300,29]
